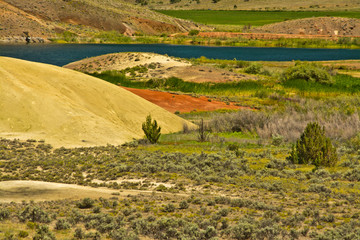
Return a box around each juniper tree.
[142,115,161,144]
[288,122,338,167]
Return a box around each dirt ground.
[122,87,247,113]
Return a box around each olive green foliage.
[77,198,95,209]
[244,63,263,74]
[282,62,333,84]
[18,206,51,223]
[142,115,161,144]
[197,118,209,142]
[288,122,338,167]
[33,225,55,240]
[188,29,200,36]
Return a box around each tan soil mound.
[0,57,195,148]
[255,17,360,36]
[64,52,191,73]
[122,87,247,113]
[64,52,256,83]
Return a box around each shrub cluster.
[282,62,334,84]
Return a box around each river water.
[1,44,360,66]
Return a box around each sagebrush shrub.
[244,63,263,74]
[288,122,338,167]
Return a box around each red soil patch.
[122,87,246,113]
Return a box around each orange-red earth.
[122,87,248,113]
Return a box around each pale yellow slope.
[0,57,193,147]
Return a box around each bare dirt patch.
[0,181,119,203]
[122,87,248,113]
[0,180,190,203]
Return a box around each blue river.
[1,44,360,66]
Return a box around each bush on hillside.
[288,122,338,167]
[189,30,200,36]
[282,62,333,84]
[142,115,161,144]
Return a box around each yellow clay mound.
[0,57,194,147]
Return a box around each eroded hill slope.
[0,0,200,41]
[0,57,194,147]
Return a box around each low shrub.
[189,30,200,36]
[244,63,263,74]
[77,198,95,209]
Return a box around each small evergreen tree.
[288,122,338,167]
[142,115,161,144]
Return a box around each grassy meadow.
[157,10,360,26]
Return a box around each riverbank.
[2,33,360,49]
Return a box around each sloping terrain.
[64,52,191,73]
[254,17,360,36]
[137,0,360,11]
[0,57,194,147]
[64,52,256,82]
[0,0,200,41]
[122,87,246,113]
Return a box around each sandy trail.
[0,180,186,203]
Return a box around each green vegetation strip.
[157,10,360,26]
[90,69,360,96]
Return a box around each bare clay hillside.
[0,0,201,41]
[0,57,194,147]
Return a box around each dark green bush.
[18,206,51,223]
[142,115,161,144]
[77,198,95,209]
[179,200,189,209]
[282,62,333,84]
[55,218,71,230]
[189,29,200,36]
[0,208,10,220]
[288,122,338,167]
[33,225,55,240]
[244,63,263,74]
[18,230,29,238]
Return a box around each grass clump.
[288,122,338,167]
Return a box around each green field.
[157,10,360,26]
